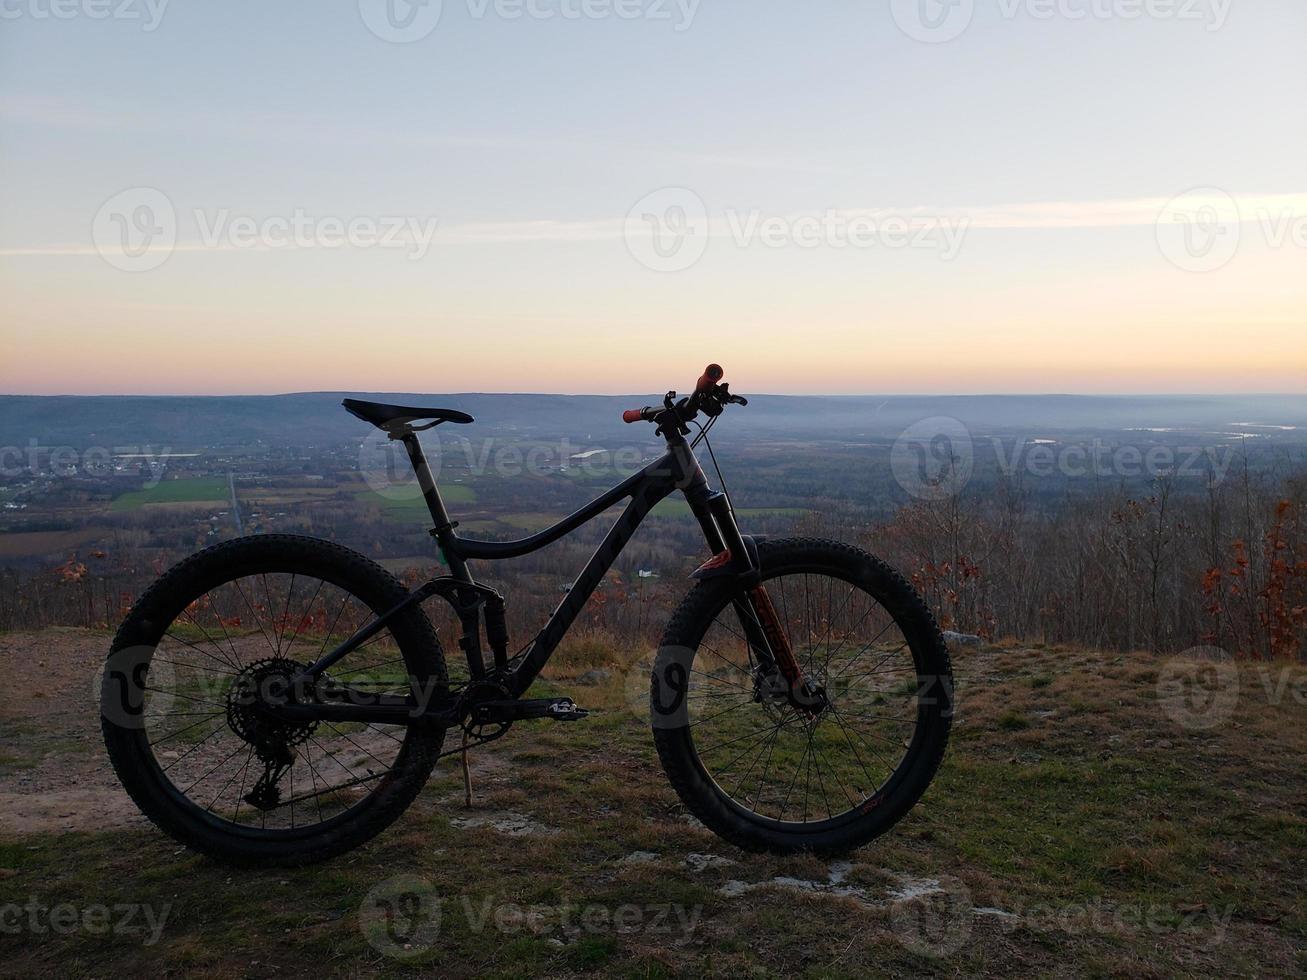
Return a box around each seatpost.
[397,430,472,583]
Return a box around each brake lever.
[718,382,748,407]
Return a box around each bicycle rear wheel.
[101,534,447,866]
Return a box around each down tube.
[508,482,671,696]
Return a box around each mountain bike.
[101,365,953,866]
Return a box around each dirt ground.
[0,629,146,833]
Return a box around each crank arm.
[267,697,459,729]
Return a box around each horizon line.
[1,390,1304,400]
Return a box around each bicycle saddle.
[342,398,475,431]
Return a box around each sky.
[1,0,1304,396]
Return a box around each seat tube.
[398,432,472,582]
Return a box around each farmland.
[109,477,230,512]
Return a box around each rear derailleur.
[226,656,321,812]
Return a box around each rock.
[887,876,944,901]
[448,811,559,837]
[942,631,983,648]
[973,906,1019,920]
[621,851,659,865]
[574,669,612,686]
[684,853,736,872]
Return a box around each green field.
[110,477,230,512]
[354,484,478,523]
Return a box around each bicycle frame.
[293,426,755,716]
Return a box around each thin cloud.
[4,192,1305,256]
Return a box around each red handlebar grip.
[622,409,645,424]
[696,363,724,394]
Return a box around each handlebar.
[695,363,724,396]
[622,363,746,431]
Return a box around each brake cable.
[690,417,733,505]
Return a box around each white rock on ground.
[621,851,659,864]
[448,811,559,837]
[684,853,736,872]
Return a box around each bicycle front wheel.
[652,537,952,854]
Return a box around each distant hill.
[1,391,1304,449]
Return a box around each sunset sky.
[1,1,1304,396]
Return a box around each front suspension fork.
[736,586,826,716]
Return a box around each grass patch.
[110,477,229,512]
[353,484,477,523]
[997,709,1031,731]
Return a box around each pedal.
[545,698,588,721]
[470,696,589,725]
